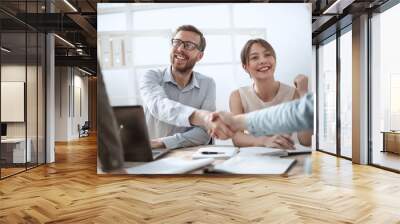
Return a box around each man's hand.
[294,74,308,97]
[150,138,166,149]
[211,111,246,133]
[205,113,234,140]
[207,111,248,139]
[209,111,237,131]
[190,110,234,140]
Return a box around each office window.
[340,29,352,158]
[391,75,400,129]
[0,1,46,179]
[318,37,337,154]
[97,13,127,31]
[132,36,170,66]
[97,3,127,9]
[1,32,28,177]
[132,5,231,30]
[371,3,400,171]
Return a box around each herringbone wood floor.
[1,135,400,224]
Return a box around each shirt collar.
[164,66,200,90]
[163,67,175,84]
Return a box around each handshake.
[204,111,246,140]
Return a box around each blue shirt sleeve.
[245,93,314,136]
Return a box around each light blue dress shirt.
[140,67,216,149]
[246,93,314,136]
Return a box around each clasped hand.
[205,111,245,140]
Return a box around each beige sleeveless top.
[237,82,299,143]
[238,82,296,113]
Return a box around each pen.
[201,151,224,155]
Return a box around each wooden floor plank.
[1,135,400,223]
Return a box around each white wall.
[73,73,89,137]
[1,65,27,142]
[54,67,89,141]
[55,67,66,141]
[1,66,25,127]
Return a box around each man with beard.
[140,25,233,149]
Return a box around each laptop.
[112,105,171,162]
[106,105,214,174]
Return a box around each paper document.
[124,158,214,174]
[210,155,296,174]
[192,146,239,159]
[238,147,287,156]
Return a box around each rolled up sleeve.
[161,127,211,149]
[160,78,216,149]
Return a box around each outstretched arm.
[141,69,233,141]
[212,93,314,139]
[157,80,216,149]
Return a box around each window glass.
[340,30,352,158]
[371,3,400,171]
[318,38,337,154]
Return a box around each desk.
[1,138,32,164]
[381,131,400,154]
[101,145,312,175]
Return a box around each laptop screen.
[113,106,153,162]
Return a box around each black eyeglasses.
[171,39,201,51]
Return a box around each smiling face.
[242,42,276,81]
[170,31,203,74]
